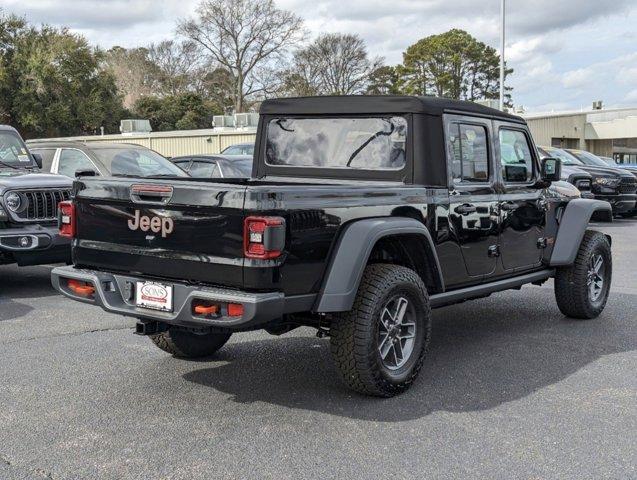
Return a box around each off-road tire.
[329,263,431,397]
[555,230,612,319]
[149,328,231,358]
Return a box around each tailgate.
[72,178,247,288]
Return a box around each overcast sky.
[3,0,636,112]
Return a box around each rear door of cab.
[443,114,500,285]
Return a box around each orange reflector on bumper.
[67,279,95,297]
[194,304,219,315]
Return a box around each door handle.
[500,202,518,212]
[455,204,477,215]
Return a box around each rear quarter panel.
[244,183,442,295]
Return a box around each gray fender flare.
[314,217,444,312]
[550,198,613,266]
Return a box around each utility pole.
[499,0,506,111]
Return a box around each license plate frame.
[136,281,173,312]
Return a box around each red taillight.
[243,216,285,259]
[58,201,75,238]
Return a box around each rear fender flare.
[314,217,444,312]
[550,198,613,266]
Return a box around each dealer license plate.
[136,281,173,312]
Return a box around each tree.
[0,13,29,124]
[0,15,124,137]
[280,71,319,98]
[279,54,322,98]
[366,66,401,95]
[179,0,304,112]
[132,92,219,131]
[192,67,235,113]
[148,40,201,96]
[104,46,157,109]
[285,33,382,96]
[399,29,513,105]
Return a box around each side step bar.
[430,269,555,308]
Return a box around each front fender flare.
[550,198,612,266]
[314,217,444,312]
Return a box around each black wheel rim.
[378,295,417,371]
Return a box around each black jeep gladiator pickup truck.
[52,96,613,397]
[0,125,72,267]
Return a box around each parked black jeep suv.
[566,148,637,216]
[52,96,613,396]
[537,146,593,198]
[539,147,637,215]
[0,126,72,267]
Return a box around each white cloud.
[2,0,200,47]
[562,68,592,89]
[618,66,637,85]
[4,0,175,27]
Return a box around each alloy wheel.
[587,253,605,302]
[378,296,417,370]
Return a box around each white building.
[523,105,637,164]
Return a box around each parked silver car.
[27,140,187,178]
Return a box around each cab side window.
[58,149,96,178]
[499,129,534,183]
[449,123,489,183]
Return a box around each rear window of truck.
[265,117,407,170]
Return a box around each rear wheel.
[329,264,431,397]
[555,230,612,319]
[149,328,231,358]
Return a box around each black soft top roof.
[260,95,523,122]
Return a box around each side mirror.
[75,168,98,177]
[32,153,43,169]
[540,157,561,183]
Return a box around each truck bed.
[72,176,422,295]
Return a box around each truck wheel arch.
[550,198,613,267]
[314,217,444,313]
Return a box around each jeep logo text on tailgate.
[128,210,174,238]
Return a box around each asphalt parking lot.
[1,220,636,480]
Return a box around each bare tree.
[289,33,382,96]
[280,53,322,97]
[179,0,304,112]
[192,66,235,112]
[104,46,158,109]
[148,40,201,96]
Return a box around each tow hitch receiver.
[135,320,169,336]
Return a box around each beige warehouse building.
[524,106,637,164]
[36,127,258,159]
